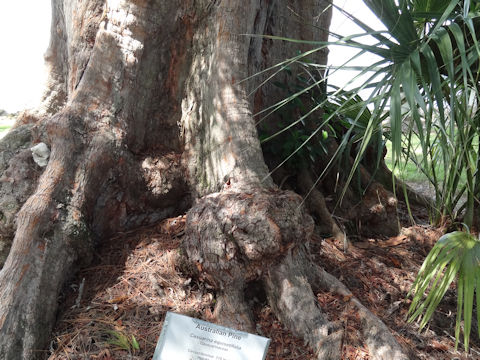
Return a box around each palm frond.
[408,231,480,351]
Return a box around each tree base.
[183,187,409,359]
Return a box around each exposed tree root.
[0,124,39,267]
[0,113,91,359]
[183,187,313,328]
[296,168,347,248]
[305,259,410,360]
[183,187,410,359]
[264,250,343,359]
[0,110,190,358]
[395,180,433,210]
[373,163,434,210]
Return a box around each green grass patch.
[384,135,471,187]
[384,137,432,183]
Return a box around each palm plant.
[251,0,480,351]
[255,0,480,224]
[332,0,480,226]
[408,231,480,350]
[363,1,480,350]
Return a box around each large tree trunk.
[0,1,406,359]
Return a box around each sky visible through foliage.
[0,1,51,113]
[328,1,385,95]
[0,1,378,113]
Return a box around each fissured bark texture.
[0,1,406,359]
[183,188,314,330]
[0,1,332,358]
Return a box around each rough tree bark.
[0,1,407,359]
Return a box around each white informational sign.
[153,312,270,360]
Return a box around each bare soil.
[47,205,480,360]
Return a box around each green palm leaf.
[408,231,480,351]
[249,2,480,347]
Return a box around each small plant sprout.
[106,330,140,354]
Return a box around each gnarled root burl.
[183,187,409,360]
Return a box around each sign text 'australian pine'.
[153,312,270,360]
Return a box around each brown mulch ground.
[47,209,480,359]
